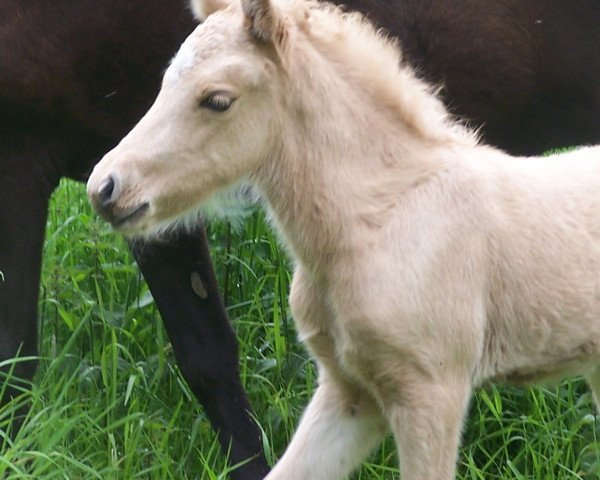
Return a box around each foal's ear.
[241,0,285,44]
[190,0,230,21]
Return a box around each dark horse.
[0,2,269,478]
[1,0,598,478]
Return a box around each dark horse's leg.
[0,136,61,430]
[130,227,269,480]
[0,134,268,476]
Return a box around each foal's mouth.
[110,202,150,231]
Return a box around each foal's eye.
[199,92,234,112]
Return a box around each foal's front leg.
[267,374,386,480]
[388,375,472,479]
[345,329,474,480]
[266,270,387,480]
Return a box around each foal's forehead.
[164,11,250,87]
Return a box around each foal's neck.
[253,29,478,280]
[256,91,463,280]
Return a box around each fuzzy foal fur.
[2,0,599,478]
[87,0,600,478]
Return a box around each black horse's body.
[345,0,600,155]
[1,0,598,478]
[1,2,269,478]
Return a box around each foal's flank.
[88,0,600,478]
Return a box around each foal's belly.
[481,340,600,387]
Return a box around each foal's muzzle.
[88,174,149,230]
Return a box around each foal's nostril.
[98,176,117,206]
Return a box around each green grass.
[1,178,600,478]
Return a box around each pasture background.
[1,179,600,479]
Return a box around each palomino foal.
[88,0,600,478]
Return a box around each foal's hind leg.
[266,270,387,480]
[130,227,269,480]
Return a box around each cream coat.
[87,1,600,478]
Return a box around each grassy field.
[1,178,600,479]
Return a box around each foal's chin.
[111,202,206,240]
[110,182,258,238]
[108,202,150,232]
[109,210,154,237]
[104,200,169,238]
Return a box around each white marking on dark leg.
[191,271,209,299]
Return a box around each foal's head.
[87,0,299,235]
[87,0,462,236]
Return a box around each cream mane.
[284,0,479,146]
